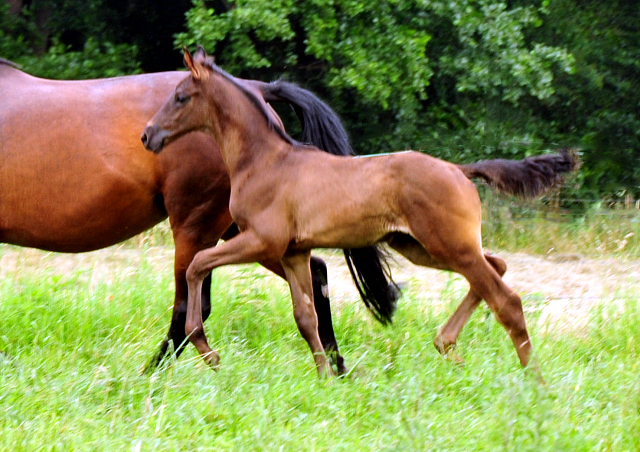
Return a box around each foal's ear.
[183,46,209,81]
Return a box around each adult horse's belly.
[0,71,181,252]
[0,150,164,252]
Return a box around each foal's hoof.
[525,359,545,384]
[445,351,466,366]
[434,338,465,366]
[203,351,220,371]
[317,364,335,379]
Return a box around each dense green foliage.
[0,1,140,78]
[2,0,640,198]
[1,246,639,450]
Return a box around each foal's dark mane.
[204,61,302,148]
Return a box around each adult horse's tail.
[258,80,400,324]
[458,149,579,198]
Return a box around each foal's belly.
[291,214,407,251]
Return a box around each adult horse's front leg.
[143,274,212,373]
[143,213,232,373]
[310,256,348,375]
[281,252,334,378]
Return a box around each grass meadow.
[1,219,640,451]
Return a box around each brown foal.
[3,52,403,374]
[142,48,577,377]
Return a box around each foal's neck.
[206,72,293,178]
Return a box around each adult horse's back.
[0,59,176,250]
[0,57,397,373]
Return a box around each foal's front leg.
[281,252,334,377]
[185,230,274,368]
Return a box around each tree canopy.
[2,0,639,199]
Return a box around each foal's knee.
[293,295,319,336]
[186,253,208,283]
[486,254,507,277]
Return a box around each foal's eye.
[175,93,190,105]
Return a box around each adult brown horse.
[142,49,578,377]
[0,54,399,374]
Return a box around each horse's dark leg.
[143,209,233,372]
[144,260,216,373]
[310,256,347,375]
[144,136,233,373]
[145,273,213,371]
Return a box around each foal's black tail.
[459,148,580,199]
[258,80,401,324]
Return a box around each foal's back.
[273,149,481,251]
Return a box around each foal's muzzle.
[141,124,169,153]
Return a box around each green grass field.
[0,243,639,451]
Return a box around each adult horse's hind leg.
[310,256,347,375]
[281,252,333,377]
[434,254,507,363]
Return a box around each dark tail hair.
[458,148,580,198]
[258,80,353,157]
[344,248,399,324]
[259,80,401,323]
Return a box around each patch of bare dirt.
[0,245,637,333]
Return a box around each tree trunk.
[33,3,52,56]
[7,0,23,15]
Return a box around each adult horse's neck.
[205,69,297,178]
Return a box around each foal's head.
[141,47,220,153]
[142,46,298,154]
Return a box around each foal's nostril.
[141,132,149,147]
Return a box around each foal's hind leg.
[281,252,333,377]
[434,254,507,363]
[389,234,531,367]
[456,257,533,367]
